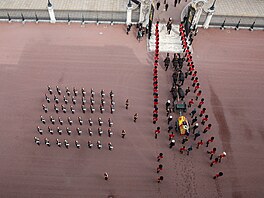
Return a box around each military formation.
[35,86,131,150]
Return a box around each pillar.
[126,0,132,25]
[203,0,216,29]
[203,9,214,29]
[191,0,207,29]
[47,0,56,23]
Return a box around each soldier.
[40,116,46,124]
[121,130,126,138]
[157,176,164,183]
[81,105,87,114]
[104,172,109,180]
[72,96,76,105]
[194,83,200,93]
[88,128,93,136]
[66,127,71,135]
[199,108,206,117]
[91,88,95,97]
[82,97,86,105]
[88,140,93,148]
[45,138,50,146]
[108,118,113,127]
[169,132,175,141]
[54,95,59,104]
[47,85,53,95]
[54,104,59,113]
[213,172,223,179]
[191,116,198,125]
[108,128,113,137]
[100,89,105,97]
[110,99,115,107]
[100,104,105,114]
[207,148,217,160]
[192,77,199,87]
[50,116,55,125]
[198,98,205,108]
[190,108,197,118]
[166,100,171,111]
[70,105,75,114]
[157,153,163,162]
[61,104,67,113]
[98,117,103,126]
[63,95,68,104]
[134,113,138,122]
[88,118,93,126]
[90,96,95,105]
[37,126,43,134]
[179,146,186,154]
[58,116,63,125]
[182,136,188,144]
[167,115,173,124]
[157,164,163,173]
[68,117,73,125]
[206,136,215,147]
[108,142,113,151]
[196,140,203,149]
[125,99,129,109]
[155,127,161,139]
[166,18,172,35]
[194,131,200,141]
[164,53,170,71]
[169,139,176,148]
[97,141,102,149]
[185,87,190,96]
[48,126,53,134]
[195,90,202,101]
[110,90,114,99]
[56,86,61,95]
[192,123,199,134]
[218,152,227,163]
[65,87,71,96]
[56,139,62,147]
[57,126,62,135]
[210,158,219,167]
[98,127,103,136]
[201,115,209,125]
[110,104,115,114]
[76,127,82,135]
[73,87,78,96]
[34,137,40,145]
[100,97,105,106]
[203,124,212,133]
[90,104,95,113]
[42,104,48,113]
[78,116,83,125]
[45,94,51,103]
[186,146,193,155]
[81,88,86,97]
[188,99,194,108]
[64,139,69,149]
[75,140,81,149]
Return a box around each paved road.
[0,22,263,198]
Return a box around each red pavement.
[0,21,263,198]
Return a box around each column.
[47,0,56,23]
[203,9,214,29]
[126,0,132,25]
